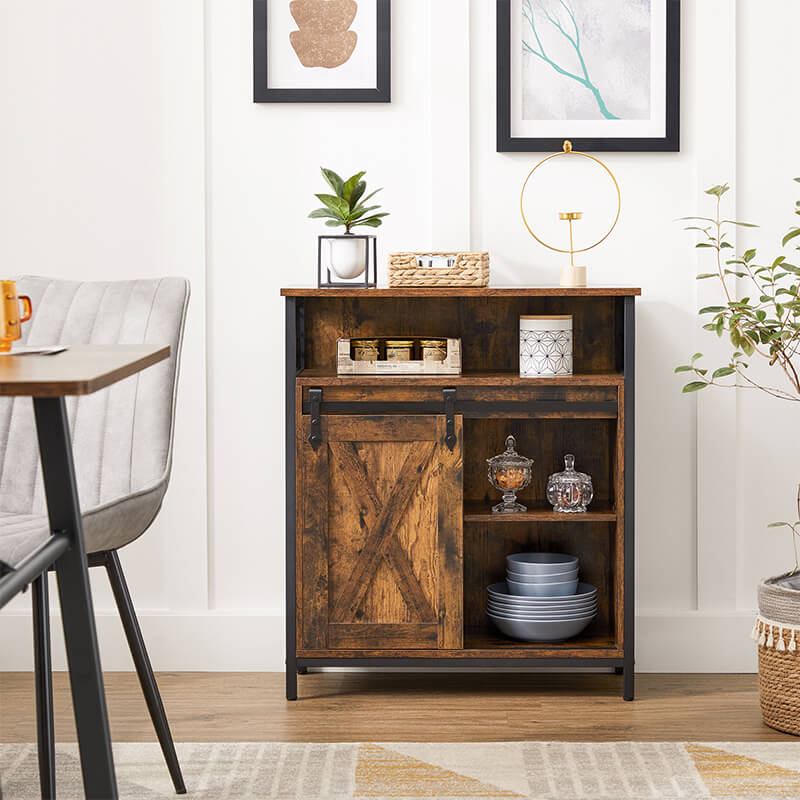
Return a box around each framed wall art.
[497,0,680,152]
[253,0,391,103]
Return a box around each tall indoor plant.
[676,180,800,734]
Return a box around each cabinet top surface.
[280,286,642,298]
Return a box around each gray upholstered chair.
[0,276,189,797]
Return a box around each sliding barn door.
[298,414,463,651]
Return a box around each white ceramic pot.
[519,315,573,377]
[329,236,367,280]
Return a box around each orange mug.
[0,280,32,353]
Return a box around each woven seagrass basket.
[387,252,490,288]
[755,575,800,736]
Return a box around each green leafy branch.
[767,487,800,575]
[308,167,389,234]
[674,181,800,402]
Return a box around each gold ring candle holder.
[487,435,533,514]
[520,140,621,288]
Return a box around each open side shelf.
[464,502,618,523]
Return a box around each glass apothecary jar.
[546,454,593,513]
[487,435,533,514]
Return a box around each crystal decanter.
[487,435,533,514]
[546,454,593,513]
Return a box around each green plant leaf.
[320,168,344,197]
[712,367,735,379]
[353,217,385,228]
[705,184,730,197]
[324,219,345,227]
[768,522,792,528]
[744,249,757,262]
[683,381,708,393]
[721,220,759,227]
[342,171,366,204]
[782,228,800,247]
[697,273,718,280]
[699,306,726,314]
[315,193,349,219]
[741,336,755,356]
[350,180,366,207]
[674,365,692,373]
[695,243,715,248]
[691,352,703,362]
[308,208,337,219]
[348,204,382,221]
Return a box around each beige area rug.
[3,742,800,799]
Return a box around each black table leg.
[33,397,118,800]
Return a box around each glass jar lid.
[385,339,414,347]
[487,435,533,471]
[550,454,590,483]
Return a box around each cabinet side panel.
[300,420,329,649]
[438,416,464,649]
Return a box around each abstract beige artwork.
[289,0,358,69]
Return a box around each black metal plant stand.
[317,235,378,289]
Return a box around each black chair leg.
[32,575,56,800]
[103,550,186,795]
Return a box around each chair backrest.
[0,277,190,515]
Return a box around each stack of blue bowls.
[487,553,598,642]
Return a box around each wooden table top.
[0,344,170,397]
[280,286,642,297]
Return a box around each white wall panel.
[2,0,798,671]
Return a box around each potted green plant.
[676,180,800,735]
[309,167,388,280]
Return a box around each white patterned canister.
[519,315,573,377]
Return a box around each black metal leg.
[286,659,298,701]
[103,550,186,795]
[33,397,117,800]
[297,666,308,675]
[32,575,55,800]
[623,656,635,701]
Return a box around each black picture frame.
[253,0,391,103]
[497,0,680,152]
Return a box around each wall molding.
[0,610,758,673]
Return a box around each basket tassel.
[751,618,760,641]
[777,626,786,652]
[767,626,775,648]
[790,630,797,653]
[759,624,767,647]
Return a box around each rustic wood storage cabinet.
[282,287,639,701]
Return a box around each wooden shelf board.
[463,502,618,523]
[297,630,621,660]
[282,286,641,298]
[462,626,620,658]
[296,369,624,387]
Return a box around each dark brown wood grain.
[330,440,437,621]
[436,416,463,649]
[328,623,439,649]
[296,413,464,651]
[281,287,642,297]
[300,417,329,650]
[300,296,621,374]
[291,292,631,662]
[0,344,169,397]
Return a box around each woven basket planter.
[755,574,800,736]
[387,252,490,288]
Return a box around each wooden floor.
[0,672,793,743]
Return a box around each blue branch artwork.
[522,0,618,121]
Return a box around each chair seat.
[0,481,167,571]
